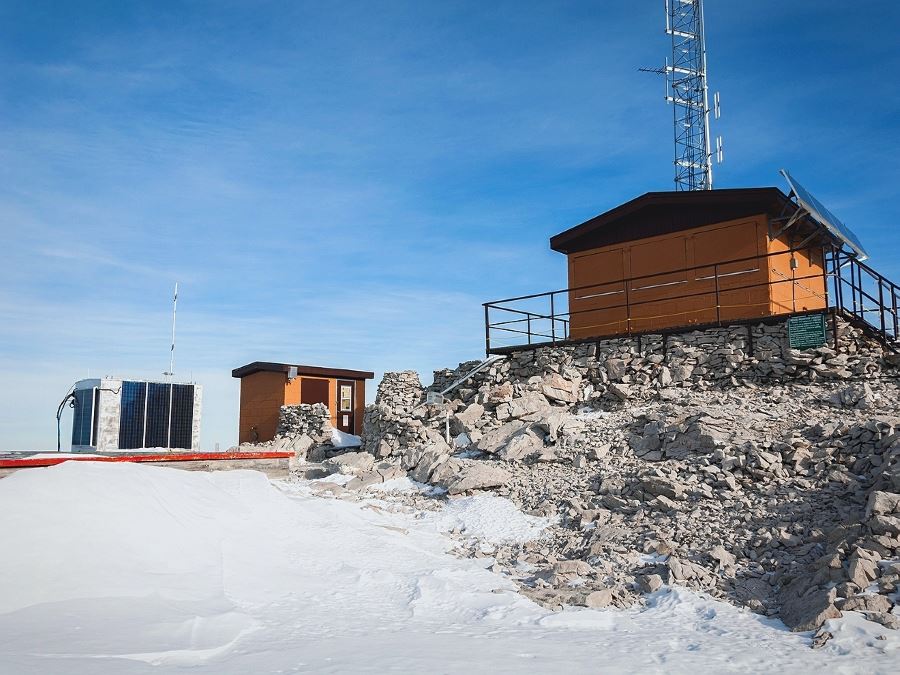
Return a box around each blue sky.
[2,1,898,451]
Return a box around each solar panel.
[780,169,868,261]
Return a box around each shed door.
[336,380,355,434]
[300,378,329,405]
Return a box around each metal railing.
[830,250,900,344]
[483,247,899,354]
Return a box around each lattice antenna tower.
[642,0,722,190]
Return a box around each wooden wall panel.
[766,237,827,315]
[568,248,627,338]
[566,215,774,338]
[238,371,286,443]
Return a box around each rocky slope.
[284,317,900,638]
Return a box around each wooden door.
[336,380,355,434]
[300,378,330,406]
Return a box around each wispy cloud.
[1,0,898,449]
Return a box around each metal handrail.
[484,246,823,308]
[484,246,900,353]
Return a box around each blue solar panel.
[780,169,868,261]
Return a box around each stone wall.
[362,314,897,462]
[363,371,442,458]
[277,403,332,442]
[436,315,891,404]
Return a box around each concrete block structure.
[232,362,374,444]
[71,377,202,452]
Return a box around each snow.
[426,494,551,544]
[0,462,898,674]
[0,451,104,459]
[330,428,362,448]
[365,476,428,493]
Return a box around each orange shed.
[232,362,374,444]
[549,188,829,339]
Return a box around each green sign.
[788,313,827,350]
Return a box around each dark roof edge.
[232,362,375,380]
[549,187,791,253]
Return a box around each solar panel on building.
[780,169,868,261]
[170,384,195,449]
[118,381,147,450]
[71,388,94,447]
[145,383,171,448]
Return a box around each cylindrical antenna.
[166,282,178,380]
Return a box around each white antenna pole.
[166,282,178,380]
[698,0,713,189]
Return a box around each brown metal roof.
[549,187,798,254]
[231,362,374,380]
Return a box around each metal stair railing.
[830,251,900,347]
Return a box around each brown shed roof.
[231,362,374,380]
[549,187,799,254]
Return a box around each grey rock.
[499,430,544,462]
[322,451,374,475]
[839,594,893,614]
[869,514,900,536]
[541,373,579,403]
[585,589,615,608]
[605,359,628,380]
[779,580,841,632]
[867,490,900,517]
[609,383,633,401]
[709,545,736,569]
[641,476,686,501]
[507,393,552,420]
[848,553,879,588]
[477,421,527,454]
[638,574,664,593]
[453,403,485,433]
[432,459,512,495]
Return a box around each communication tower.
[642,0,722,190]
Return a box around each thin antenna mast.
[642,0,721,190]
[164,282,178,380]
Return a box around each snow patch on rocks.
[427,494,550,544]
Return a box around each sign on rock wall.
[788,313,827,350]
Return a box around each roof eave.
[231,361,375,380]
[549,187,792,255]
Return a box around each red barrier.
[0,451,293,469]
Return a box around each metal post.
[483,304,491,356]
[831,310,839,353]
[834,252,844,315]
[550,293,556,344]
[786,245,796,313]
[891,284,900,340]
[714,263,721,325]
[892,287,899,340]
[624,279,631,335]
[879,280,886,335]
[857,262,864,319]
[527,315,532,345]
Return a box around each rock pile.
[340,314,900,632]
[362,371,429,458]
[277,403,332,440]
[269,403,334,461]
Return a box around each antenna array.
[643,0,722,190]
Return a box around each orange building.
[549,188,829,339]
[232,362,374,444]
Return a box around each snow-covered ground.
[0,462,897,674]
